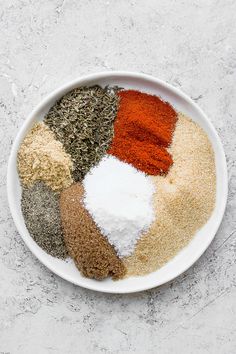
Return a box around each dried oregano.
[44,86,119,181]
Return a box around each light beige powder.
[124,113,216,276]
[18,122,73,191]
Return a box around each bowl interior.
[7,72,228,293]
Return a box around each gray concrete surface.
[0,0,236,353]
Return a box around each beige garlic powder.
[124,113,216,276]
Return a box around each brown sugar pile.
[124,113,216,276]
[17,122,73,191]
[60,183,126,280]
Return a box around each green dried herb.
[21,181,68,259]
[44,85,119,181]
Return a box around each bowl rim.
[7,71,228,293]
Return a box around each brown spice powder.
[124,113,216,276]
[60,183,126,280]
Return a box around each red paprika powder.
[108,90,177,175]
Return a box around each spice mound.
[60,183,126,280]
[21,181,68,259]
[108,90,177,175]
[83,155,155,257]
[124,113,216,276]
[17,122,73,191]
[44,86,119,182]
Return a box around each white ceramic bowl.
[7,72,228,293]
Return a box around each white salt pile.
[83,155,155,257]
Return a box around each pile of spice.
[21,181,67,259]
[44,86,119,182]
[83,155,155,257]
[108,90,177,175]
[124,113,216,276]
[17,122,73,191]
[18,85,216,281]
[60,183,125,280]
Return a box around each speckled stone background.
[0,0,236,353]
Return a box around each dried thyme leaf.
[44,86,120,181]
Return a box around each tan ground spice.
[17,122,73,191]
[60,183,126,280]
[124,113,216,276]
